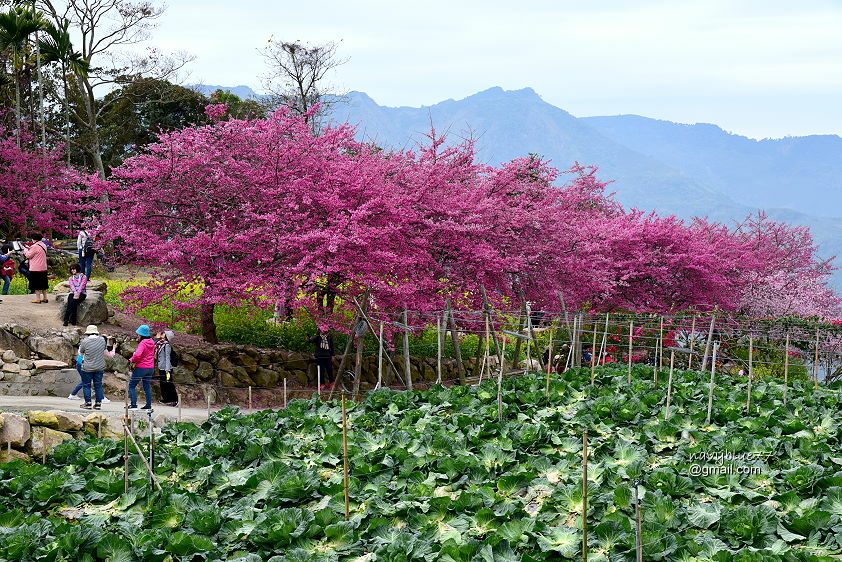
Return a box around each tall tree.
[260,39,346,133]
[39,0,191,177]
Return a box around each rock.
[0,448,31,463]
[216,357,236,373]
[195,361,215,381]
[106,352,130,374]
[17,359,35,370]
[0,414,30,447]
[28,411,60,429]
[253,367,280,387]
[53,279,108,294]
[82,413,125,439]
[47,411,83,432]
[33,359,69,371]
[19,369,33,377]
[26,335,76,364]
[0,327,30,358]
[177,353,198,370]
[2,349,17,363]
[2,363,20,373]
[27,426,74,456]
[54,291,109,326]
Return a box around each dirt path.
[0,294,67,331]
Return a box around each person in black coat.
[309,331,335,389]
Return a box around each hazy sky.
[151,0,842,139]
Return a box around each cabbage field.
[1,366,841,561]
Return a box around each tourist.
[77,325,116,410]
[309,331,335,390]
[128,324,156,410]
[76,228,95,279]
[1,245,13,297]
[63,264,87,326]
[155,330,179,406]
[23,235,49,304]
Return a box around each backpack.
[170,348,180,368]
[1,259,14,278]
[83,237,95,257]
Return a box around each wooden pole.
[627,320,634,384]
[634,480,643,562]
[447,303,465,385]
[317,365,321,397]
[283,378,287,408]
[746,334,753,413]
[688,315,697,371]
[582,428,589,562]
[783,334,790,405]
[123,427,129,493]
[248,386,252,412]
[705,342,719,426]
[206,391,211,417]
[701,315,716,372]
[42,431,47,464]
[525,302,533,371]
[665,350,675,419]
[342,394,350,521]
[178,401,182,422]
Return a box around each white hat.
[85,325,99,335]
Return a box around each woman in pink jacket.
[23,235,49,304]
[128,324,156,410]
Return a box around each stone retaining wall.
[0,409,138,462]
[1,323,480,399]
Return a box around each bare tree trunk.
[511,298,527,370]
[446,298,465,385]
[402,310,413,390]
[200,302,217,344]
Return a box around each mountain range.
[203,84,842,290]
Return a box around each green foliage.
[1,367,841,560]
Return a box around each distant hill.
[190,84,262,100]
[327,87,842,290]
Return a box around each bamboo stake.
[813,327,820,389]
[598,313,609,365]
[582,429,589,562]
[283,378,287,408]
[342,394,350,521]
[121,419,163,492]
[378,321,384,388]
[705,342,719,425]
[701,315,716,371]
[658,316,665,371]
[525,302,533,371]
[206,391,211,417]
[248,386,252,412]
[436,312,443,384]
[634,480,643,562]
[783,334,790,405]
[42,431,47,464]
[497,336,506,422]
[544,322,555,396]
[590,322,598,384]
[627,320,634,384]
[746,335,753,413]
[404,310,414,390]
[665,350,675,419]
[7,440,10,455]
[123,428,129,494]
[688,315,697,371]
[317,365,321,397]
[178,401,182,422]
[480,311,491,385]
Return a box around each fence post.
[248,386,252,412]
[688,314,697,371]
[317,365,321,397]
[701,315,716,371]
[589,321,597,384]
[658,315,665,372]
[582,428,589,562]
[497,336,506,422]
[705,342,719,425]
[783,334,790,405]
[283,378,288,408]
[665,350,675,419]
[545,321,554,396]
[746,335,753,413]
[378,321,385,388]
